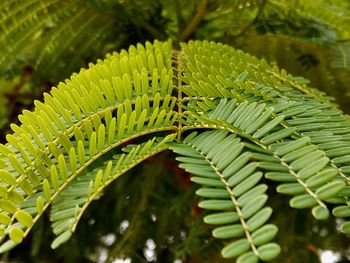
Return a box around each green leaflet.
[0,170,16,185]
[204,212,239,225]
[305,168,338,188]
[275,137,310,156]
[252,115,285,139]
[241,194,268,219]
[312,206,330,220]
[332,206,350,217]
[340,222,350,234]
[251,224,278,246]
[257,243,281,261]
[0,214,11,225]
[196,188,230,198]
[212,224,244,239]
[290,195,317,209]
[315,181,346,200]
[51,231,72,249]
[221,239,250,259]
[246,207,273,232]
[9,227,24,244]
[199,200,234,210]
[277,183,305,195]
[15,210,33,227]
[237,252,259,263]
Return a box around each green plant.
[0,39,349,262]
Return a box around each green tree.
[0,1,350,262]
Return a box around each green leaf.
[276,183,305,195]
[94,170,103,192]
[195,188,230,198]
[251,224,278,246]
[9,227,24,244]
[274,137,310,156]
[257,243,281,261]
[191,177,223,187]
[246,108,274,134]
[261,127,295,145]
[297,157,329,179]
[77,140,86,165]
[0,170,16,185]
[15,210,33,227]
[290,151,325,171]
[51,231,72,249]
[97,124,106,150]
[108,117,117,144]
[252,115,285,139]
[312,206,329,220]
[0,200,16,213]
[227,163,258,187]
[212,224,244,239]
[332,206,350,217]
[0,240,17,254]
[198,200,234,210]
[222,152,252,179]
[265,172,295,182]
[305,168,338,188]
[246,207,273,232]
[241,194,268,219]
[0,214,11,225]
[237,185,268,207]
[89,132,97,158]
[221,239,250,259]
[58,155,67,181]
[316,181,346,200]
[290,195,317,209]
[43,179,52,201]
[232,172,263,196]
[8,154,24,174]
[69,147,77,173]
[237,252,259,263]
[204,212,239,225]
[340,221,350,234]
[36,196,44,214]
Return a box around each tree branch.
[177,0,208,43]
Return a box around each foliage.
[0,39,349,262]
[1,0,350,262]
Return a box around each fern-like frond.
[0,0,115,78]
[49,135,175,249]
[179,42,350,230]
[171,130,280,262]
[0,40,176,252]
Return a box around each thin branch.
[177,0,208,43]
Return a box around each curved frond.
[0,40,176,252]
[49,135,175,249]
[171,130,280,262]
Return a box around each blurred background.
[0,0,350,262]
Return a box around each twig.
[177,0,208,43]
